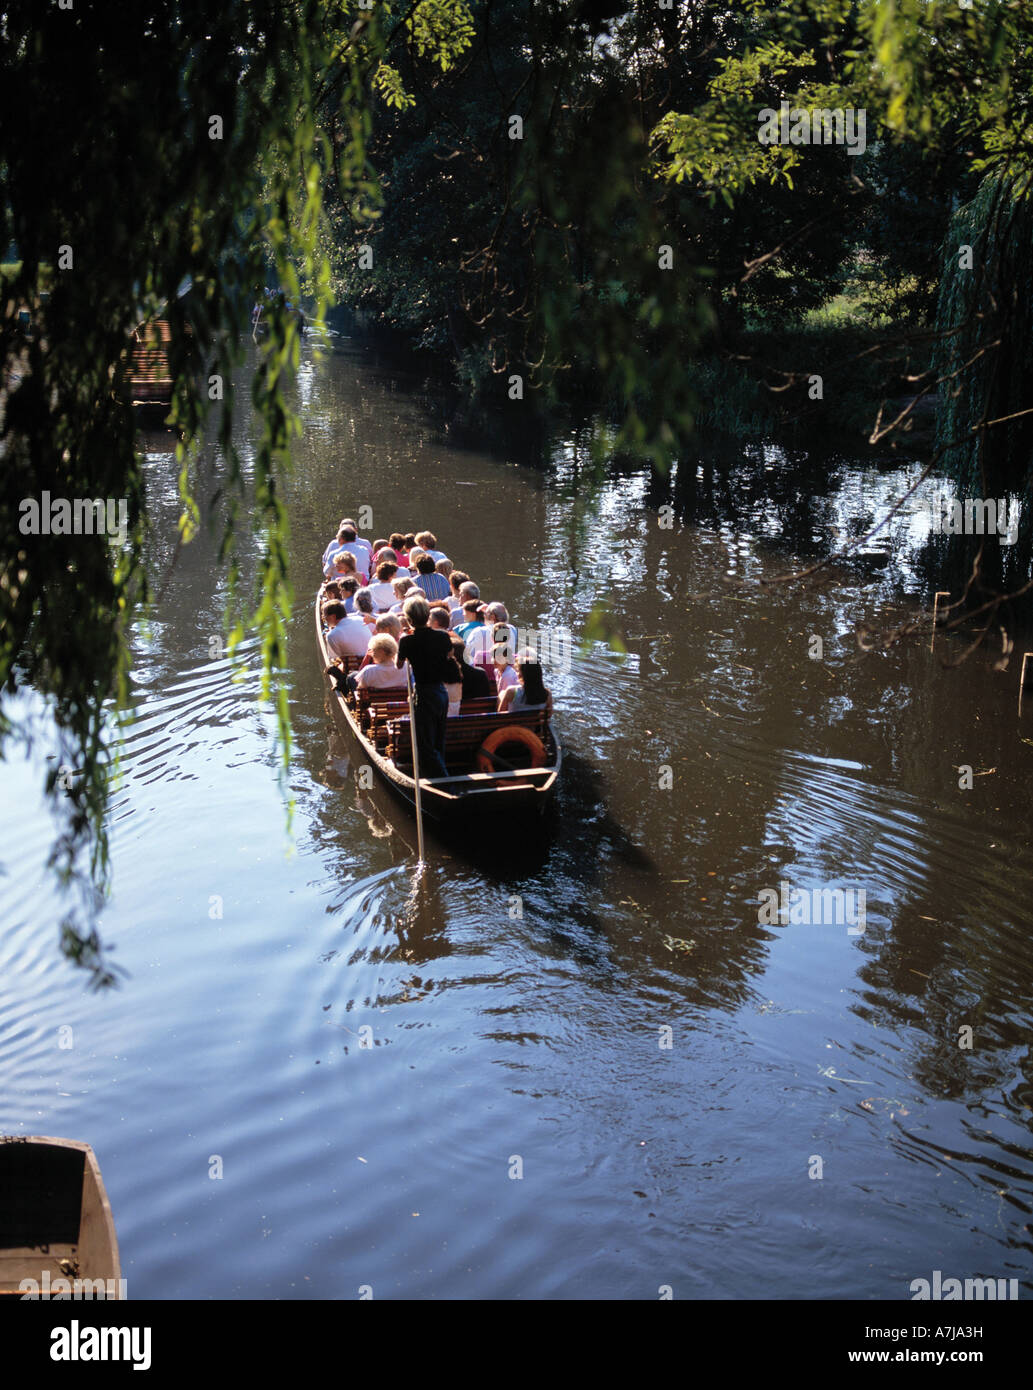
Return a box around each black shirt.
[397,627,457,685]
[459,661,491,700]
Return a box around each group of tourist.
[319,519,552,779]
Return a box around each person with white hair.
[353,587,378,627]
[485,602,517,657]
[449,579,478,627]
[354,634,405,691]
[464,602,516,670]
[356,614,403,669]
[389,575,416,612]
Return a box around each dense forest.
[3,0,1033,975]
[323,4,1027,458]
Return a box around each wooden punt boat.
[316,594,561,830]
[128,318,173,409]
[0,1137,121,1299]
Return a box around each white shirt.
[323,541,370,581]
[327,616,372,659]
[466,623,517,666]
[368,580,398,611]
[356,663,407,691]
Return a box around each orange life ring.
[476,725,547,774]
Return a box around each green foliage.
[373,63,417,112]
[0,0,469,982]
[936,173,1033,496]
[407,0,476,69]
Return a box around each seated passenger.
[454,598,485,641]
[498,652,553,718]
[357,614,403,669]
[440,623,463,714]
[327,525,370,582]
[369,561,399,611]
[373,546,410,578]
[450,636,491,701]
[448,576,474,624]
[322,522,350,574]
[324,599,372,661]
[338,575,359,613]
[354,635,407,691]
[492,626,520,704]
[484,602,518,659]
[389,575,416,612]
[435,557,454,584]
[340,518,373,571]
[353,587,378,627]
[413,554,451,602]
[414,530,448,563]
[462,604,499,670]
[331,550,361,586]
[389,532,410,566]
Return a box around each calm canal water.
[2,339,1032,1299]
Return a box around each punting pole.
[407,664,426,864]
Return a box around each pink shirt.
[496,665,519,694]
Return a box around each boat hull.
[316,596,561,834]
[0,1137,121,1299]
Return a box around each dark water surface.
[2,341,1032,1299]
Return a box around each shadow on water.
[303,694,665,981]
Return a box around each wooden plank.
[420,766,555,785]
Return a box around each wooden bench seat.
[352,685,410,733]
[324,651,364,693]
[386,708,549,776]
[366,694,502,748]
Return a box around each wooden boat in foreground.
[317,594,561,830]
[0,1137,121,1299]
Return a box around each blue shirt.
[415,572,451,601]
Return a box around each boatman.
[396,594,458,780]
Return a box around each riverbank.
[327,295,940,456]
